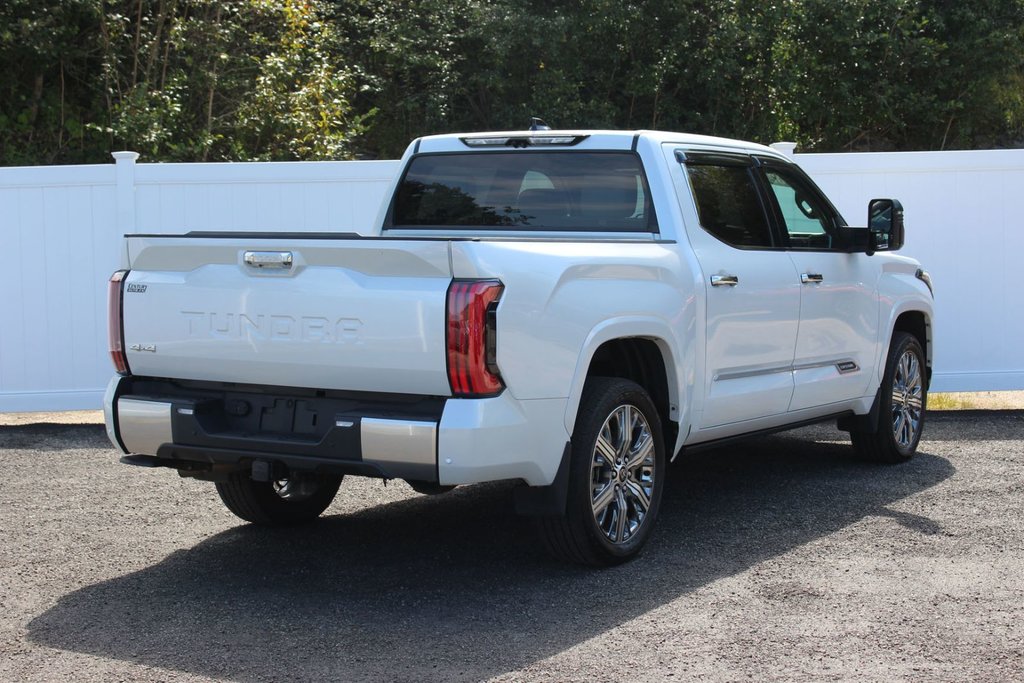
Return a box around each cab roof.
[414,129,783,157]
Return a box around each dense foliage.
[2,0,1023,164]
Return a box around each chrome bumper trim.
[117,398,173,455]
[115,395,437,480]
[361,418,437,481]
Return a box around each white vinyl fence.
[0,146,1021,412]
[0,155,399,412]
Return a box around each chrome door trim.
[715,358,859,382]
[714,364,793,382]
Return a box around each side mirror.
[867,198,904,254]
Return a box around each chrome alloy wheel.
[590,404,656,544]
[891,348,924,448]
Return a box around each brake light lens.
[108,270,130,375]
[447,280,504,397]
[460,134,589,148]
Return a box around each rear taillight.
[108,270,130,375]
[447,280,504,397]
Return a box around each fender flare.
[876,299,933,384]
[562,316,686,441]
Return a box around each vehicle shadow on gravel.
[28,429,954,682]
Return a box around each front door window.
[763,168,835,249]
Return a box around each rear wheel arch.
[570,336,680,456]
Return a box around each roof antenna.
[530,117,551,131]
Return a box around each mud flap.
[838,386,883,433]
[513,442,571,516]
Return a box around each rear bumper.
[104,376,569,486]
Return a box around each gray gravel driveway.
[1,412,1021,682]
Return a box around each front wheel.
[851,331,927,463]
[539,377,666,566]
[215,471,343,525]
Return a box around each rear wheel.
[539,377,665,566]
[851,332,927,463]
[406,480,456,496]
[215,471,342,525]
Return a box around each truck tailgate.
[121,235,453,396]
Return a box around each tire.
[851,332,927,463]
[215,471,343,525]
[405,480,457,496]
[539,377,666,566]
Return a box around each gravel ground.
[1,412,1021,682]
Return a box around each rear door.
[672,150,801,428]
[121,235,453,395]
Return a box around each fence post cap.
[770,142,798,157]
[111,151,140,163]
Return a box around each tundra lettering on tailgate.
[181,311,363,344]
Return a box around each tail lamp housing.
[446,279,504,397]
[108,270,131,375]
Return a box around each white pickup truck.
[104,129,933,565]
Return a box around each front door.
[757,161,880,411]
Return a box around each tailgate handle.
[244,251,293,270]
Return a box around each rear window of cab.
[389,152,658,232]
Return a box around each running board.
[677,411,854,456]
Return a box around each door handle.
[800,273,824,284]
[711,274,739,287]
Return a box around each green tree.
[0,0,107,164]
[775,0,1024,150]
[1,0,1023,163]
[0,0,367,164]
[100,0,366,161]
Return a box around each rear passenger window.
[686,164,773,248]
